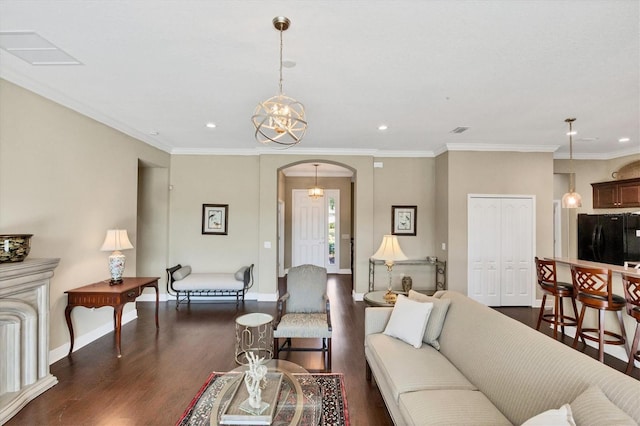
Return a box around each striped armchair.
[273,264,332,371]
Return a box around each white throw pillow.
[521,404,576,426]
[407,290,451,350]
[383,295,433,348]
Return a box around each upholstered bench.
[166,264,253,309]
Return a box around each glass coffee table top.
[210,359,321,425]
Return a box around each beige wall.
[168,155,261,277]
[443,151,554,295]
[0,79,170,352]
[435,152,449,263]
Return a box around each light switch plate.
[636,230,640,237]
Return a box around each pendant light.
[252,16,307,148]
[562,117,582,208]
[308,164,324,199]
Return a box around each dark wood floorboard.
[7,278,637,425]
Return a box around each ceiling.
[1,1,638,160]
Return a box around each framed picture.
[202,204,228,235]
[392,205,417,236]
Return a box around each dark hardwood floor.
[7,276,638,425]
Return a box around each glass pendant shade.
[561,117,581,209]
[561,190,582,208]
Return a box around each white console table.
[0,258,59,424]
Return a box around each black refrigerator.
[577,213,640,265]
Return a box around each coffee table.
[210,359,321,425]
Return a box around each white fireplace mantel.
[0,258,59,425]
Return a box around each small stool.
[622,273,640,375]
[235,312,274,365]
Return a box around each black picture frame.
[202,204,228,235]
[391,205,417,236]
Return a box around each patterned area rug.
[177,372,349,426]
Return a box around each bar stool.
[571,265,629,363]
[534,257,580,340]
[622,273,640,375]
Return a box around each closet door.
[468,197,502,306]
[468,196,534,306]
[500,198,533,306]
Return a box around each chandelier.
[561,117,582,208]
[252,16,307,148]
[308,164,324,199]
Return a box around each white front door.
[468,195,534,307]
[292,189,326,267]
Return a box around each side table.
[65,277,159,358]
[235,312,274,364]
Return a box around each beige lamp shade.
[100,229,133,251]
[372,235,407,266]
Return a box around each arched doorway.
[278,161,355,282]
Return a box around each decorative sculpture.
[243,351,269,412]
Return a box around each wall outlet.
[636,230,640,237]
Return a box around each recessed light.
[206,122,216,129]
[378,125,388,131]
[618,137,630,143]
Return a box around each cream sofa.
[365,290,640,425]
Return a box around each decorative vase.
[402,276,412,293]
[0,234,33,263]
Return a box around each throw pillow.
[383,295,433,348]
[408,290,451,350]
[521,404,575,426]
[570,385,636,426]
[172,265,192,281]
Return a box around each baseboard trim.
[50,309,138,364]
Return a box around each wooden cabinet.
[592,177,640,208]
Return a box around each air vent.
[0,31,82,65]
[450,126,470,134]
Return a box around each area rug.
[177,372,349,426]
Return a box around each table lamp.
[100,229,133,285]
[372,235,407,302]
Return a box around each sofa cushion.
[383,295,433,348]
[570,385,636,426]
[408,290,451,349]
[366,333,477,403]
[521,404,575,426]
[398,390,512,426]
[436,291,640,424]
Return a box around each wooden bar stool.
[534,257,580,339]
[622,273,640,375]
[571,265,629,363]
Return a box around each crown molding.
[445,143,560,153]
